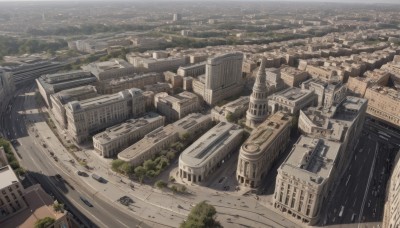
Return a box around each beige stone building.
[164,71,183,89]
[193,52,244,105]
[118,113,212,166]
[82,58,135,81]
[301,78,347,109]
[66,88,145,143]
[177,62,206,77]
[364,86,400,127]
[179,122,243,183]
[96,72,163,94]
[280,66,309,88]
[154,91,200,122]
[211,96,249,122]
[0,166,26,222]
[305,65,339,82]
[274,136,340,225]
[237,112,292,188]
[268,87,316,115]
[93,112,165,158]
[346,69,390,97]
[298,96,367,173]
[383,151,400,228]
[128,55,188,73]
[50,85,98,129]
[36,70,97,108]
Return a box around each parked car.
[91,173,107,183]
[77,170,88,177]
[80,196,93,207]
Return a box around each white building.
[179,122,243,183]
[154,91,200,122]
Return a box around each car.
[55,174,62,180]
[80,196,93,207]
[76,170,88,177]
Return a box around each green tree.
[180,201,222,228]
[143,159,156,171]
[53,201,64,212]
[134,166,146,183]
[111,159,125,172]
[35,217,55,228]
[166,151,176,160]
[120,162,134,175]
[155,180,167,189]
[146,170,156,178]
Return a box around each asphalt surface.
[1,85,148,228]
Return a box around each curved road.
[1,85,148,228]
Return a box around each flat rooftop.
[180,122,242,168]
[241,112,292,155]
[52,85,97,105]
[37,70,96,93]
[93,112,164,144]
[273,87,311,101]
[0,165,19,190]
[68,90,130,112]
[280,136,340,185]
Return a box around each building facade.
[82,59,136,81]
[118,113,212,166]
[268,87,316,115]
[66,88,146,143]
[93,113,165,158]
[154,91,200,122]
[237,112,292,188]
[211,96,249,122]
[179,122,243,183]
[274,136,340,225]
[383,151,400,228]
[301,78,347,109]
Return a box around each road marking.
[353,183,358,193]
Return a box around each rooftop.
[36,70,96,93]
[52,85,97,105]
[180,122,242,168]
[0,165,19,190]
[280,136,340,185]
[241,112,292,155]
[93,112,164,144]
[273,87,312,101]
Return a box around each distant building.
[280,66,309,87]
[164,71,183,89]
[118,113,212,166]
[237,112,292,188]
[246,58,269,128]
[193,52,244,105]
[93,113,165,158]
[211,96,249,122]
[173,13,182,21]
[128,55,188,73]
[96,72,163,94]
[36,70,97,108]
[66,88,145,143]
[154,91,200,122]
[364,86,400,127]
[268,87,315,115]
[130,37,163,49]
[274,136,341,225]
[179,122,243,183]
[82,59,135,81]
[177,62,206,77]
[50,85,98,129]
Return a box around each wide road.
[1,85,148,228]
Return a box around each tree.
[35,217,55,228]
[155,180,167,189]
[53,200,64,212]
[134,166,146,183]
[180,201,222,228]
[120,162,134,175]
[166,151,176,160]
[111,159,125,172]
[143,159,156,171]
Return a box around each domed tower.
[246,57,269,128]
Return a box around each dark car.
[77,171,88,177]
[80,196,93,207]
[55,174,63,180]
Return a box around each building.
[164,71,183,89]
[1,184,74,228]
[154,91,200,122]
[346,69,390,97]
[118,113,212,166]
[266,68,285,94]
[364,86,400,127]
[2,61,64,87]
[173,13,182,21]
[246,58,269,128]
[50,85,98,129]
[237,112,292,188]
[128,55,188,73]
[211,96,249,122]
[82,59,135,81]
[179,122,243,183]
[280,67,309,87]
[383,151,400,228]
[130,37,163,49]
[66,88,145,143]
[305,65,339,82]
[93,113,165,158]
[177,62,206,77]
[301,78,347,109]
[268,87,315,115]
[0,165,27,221]
[273,136,341,225]
[193,52,244,105]
[96,72,163,94]
[298,96,367,173]
[36,71,97,108]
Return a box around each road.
[1,85,148,228]
[324,127,395,226]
